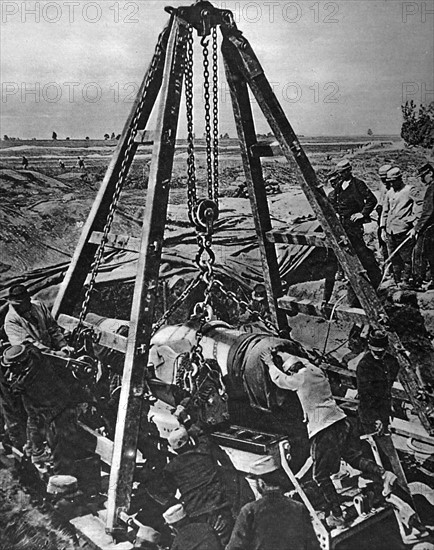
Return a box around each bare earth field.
[0,137,433,550]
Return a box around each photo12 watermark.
[1,1,140,24]
[402,1,434,22]
[1,80,341,105]
[402,82,434,104]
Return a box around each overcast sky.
[1,0,433,139]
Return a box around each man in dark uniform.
[328,159,382,305]
[356,329,400,436]
[1,343,89,475]
[162,426,234,546]
[411,163,434,289]
[163,503,222,550]
[226,455,320,550]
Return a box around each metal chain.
[212,26,219,207]
[202,37,213,198]
[213,279,279,335]
[76,28,167,336]
[151,274,203,336]
[185,26,197,225]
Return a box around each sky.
[1,0,433,139]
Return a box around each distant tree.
[401,100,434,149]
[52,131,57,140]
[3,135,9,140]
[116,134,121,140]
[65,137,70,140]
[222,132,230,139]
[111,132,115,140]
[104,133,110,140]
[85,136,90,140]
[367,128,373,136]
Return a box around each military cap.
[335,159,352,173]
[418,163,434,178]
[7,284,30,304]
[163,504,187,525]
[2,344,30,365]
[378,164,392,177]
[386,167,402,181]
[368,329,389,349]
[47,475,78,499]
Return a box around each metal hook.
[200,36,209,47]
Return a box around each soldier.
[412,163,434,290]
[163,504,222,550]
[380,167,421,289]
[21,155,29,169]
[328,159,381,305]
[376,164,393,263]
[356,329,400,436]
[1,344,89,475]
[226,455,320,550]
[162,426,234,545]
[260,344,397,528]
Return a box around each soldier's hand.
[350,212,364,222]
[260,348,274,366]
[374,419,384,435]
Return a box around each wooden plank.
[266,230,328,248]
[278,296,369,325]
[70,515,133,550]
[89,232,141,253]
[250,143,282,157]
[106,18,188,534]
[57,314,127,354]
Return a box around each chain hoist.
[74,28,168,345]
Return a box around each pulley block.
[192,199,219,233]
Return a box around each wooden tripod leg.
[222,49,290,336]
[105,16,188,535]
[52,19,172,318]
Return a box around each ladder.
[50,0,432,539]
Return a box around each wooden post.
[105,16,188,534]
[222,48,289,336]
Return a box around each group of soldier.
[322,159,434,308]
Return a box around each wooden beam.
[266,230,328,247]
[106,18,188,534]
[89,231,141,253]
[278,296,369,325]
[57,314,127,354]
[250,143,282,158]
[223,44,289,337]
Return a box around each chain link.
[185,26,197,225]
[213,279,279,335]
[202,37,213,199]
[212,26,219,208]
[151,274,202,336]
[76,28,168,338]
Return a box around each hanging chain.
[202,37,213,198]
[213,279,280,335]
[212,26,219,207]
[75,28,167,338]
[151,274,202,336]
[185,25,197,225]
